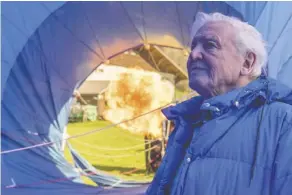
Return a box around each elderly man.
[146,12,292,195]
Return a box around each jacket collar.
[162,75,276,122]
[201,75,269,112]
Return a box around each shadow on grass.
[93,164,146,175]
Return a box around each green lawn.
[64,120,154,186]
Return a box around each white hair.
[191,12,267,77]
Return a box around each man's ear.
[241,52,256,76]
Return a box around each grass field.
[64,88,189,186]
[64,120,155,186]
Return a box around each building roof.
[78,80,110,95]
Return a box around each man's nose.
[190,45,203,60]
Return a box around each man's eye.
[204,41,217,50]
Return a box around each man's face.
[187,21,245,98]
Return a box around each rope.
[1,91,197,155]
[1,103,169,155]
[70,137,161,151]
[117,131,147,142]
[78,145,158,159]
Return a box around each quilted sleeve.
[271,108,292,195]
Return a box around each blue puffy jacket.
[146,76,292,195]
